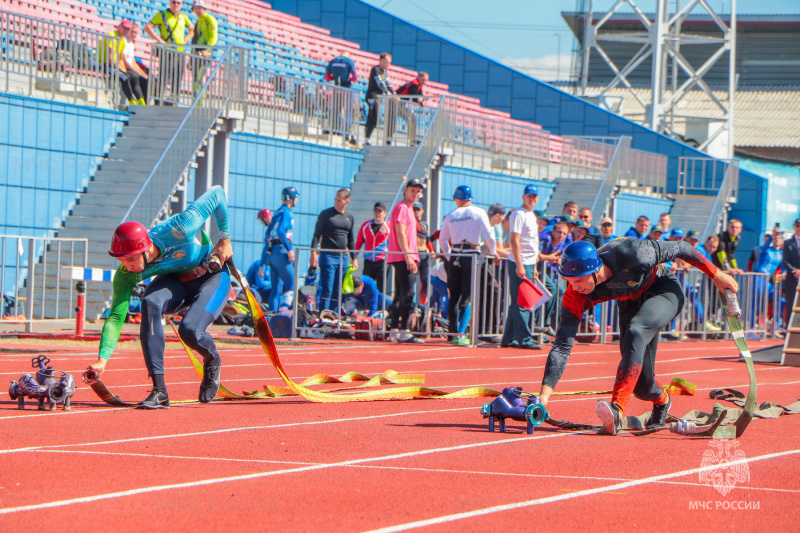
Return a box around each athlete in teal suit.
[88,186,233,409]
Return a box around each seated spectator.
[101,20,148,107]
[624,216,650,239]
[599,216,617,245]
[245,258,271,304]
[648,224,665,240]
[325,51,357,88]
[344,275,391,317]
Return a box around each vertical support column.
[428,155,446,233]
[579,0,593,96]
[25,239,34,333]
[210,119,232,242]
[727,0,737,159]
[647,0,668,131]
[195,134,215,235]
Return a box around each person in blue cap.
[536,237,738,435]
[266,187,299,312]
[501,184,560,349]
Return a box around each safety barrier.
[243,67,362,149]
[0,234,88,333]
[123,44,248,227]
[277,245,783,346]
[0,9,121,108]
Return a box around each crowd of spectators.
[248,180,797,347]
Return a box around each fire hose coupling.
[76,280,86,294]
[481,387,549,435]
[82,368,99,384]
[724,289,740,317]
[9,355,76,411]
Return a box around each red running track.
[1,337,798,532]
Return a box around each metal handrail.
[589,136,631,217]
[244,66,363,148]
[0,9,122,108]
[701,160,739,243]
[387,96,456,212]
[122,44,248,226]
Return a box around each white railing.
[122,44,248,226]
[243,68,362,149]
[701,160,740,243]
[0,9,121,108]
[1,234,88,332]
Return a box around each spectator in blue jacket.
[624,216,650,239]
[345,275,392,317]
[324,51,357,88]
[245,259,271,304]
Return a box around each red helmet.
[108,221,152,258]
[257,208,272,220]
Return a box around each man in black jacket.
[715,219,744,274]
[782,219,800,325]
[310,189,357,313]
[364,52,394,145]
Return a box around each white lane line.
[0,431,586,515]
[36,449,318,466]
[0,406,478,454]
[34,450,800,496]
[365,448,800,533]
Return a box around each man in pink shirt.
[387,178,425,343]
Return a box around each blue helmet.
[281,187,299,201]
[559,241,602,278]
[453,185,473,201]
[524,184,539,196]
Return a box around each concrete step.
[76,193,139,209]
[107,147,166,162]
[57,227,115,243]
[129,106,189,119]
[352,173,405,185]
[122,127,182,140]
[356,162,414,174]
[113,137,171,151]
[364,146,417,156]
[63,215,123,231]
[85,180,148,196]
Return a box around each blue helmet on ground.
[453,185,473,201]
[559,241,602,278]
[282,187,299,200]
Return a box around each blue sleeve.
[172,185,230,239]
[261,231,271,266]
[623,229,637,238]
[277,211,293,251]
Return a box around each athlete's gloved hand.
[713,270,739,294]
[88,358,107,377]
[210,238,233,265]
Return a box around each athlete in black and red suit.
[537,237,739,434]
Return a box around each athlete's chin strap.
[592,272,598,286]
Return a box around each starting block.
[481,387,549,434]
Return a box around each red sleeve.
[355,221,366,250]
[324,73,333,82]
[561,285,590,319]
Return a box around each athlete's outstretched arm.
[90,267,139,374]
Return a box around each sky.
[360,0,800,81]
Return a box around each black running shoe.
[647,393,671,428]
[596,400,622,435]
[399,335,424,344]
[199,362,221,403]
[136,387,170,409]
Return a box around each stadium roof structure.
[562,12,800,87]
[562,11,800,162]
